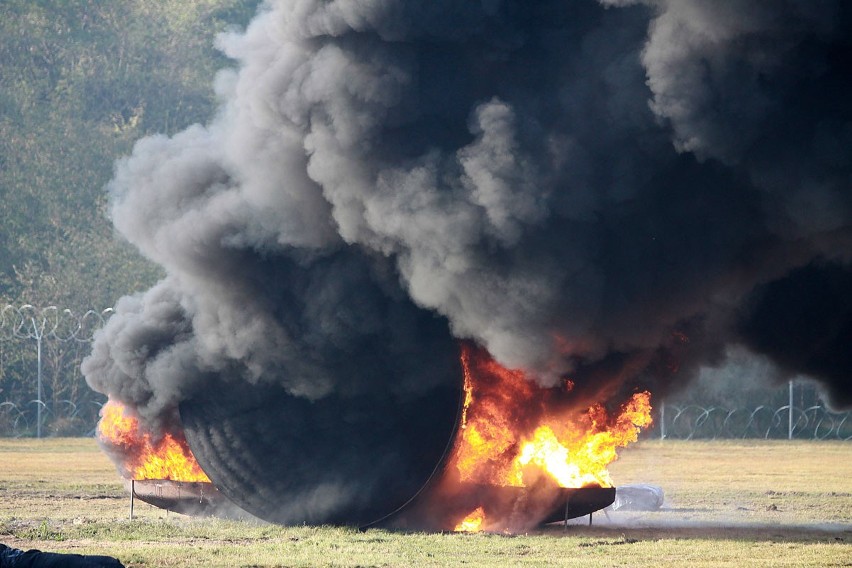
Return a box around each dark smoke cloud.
[84,0,852,518]
[738,261,852,407]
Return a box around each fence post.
[788,380,794,440]
[660,401,666,440]
[36,323,43,439]
[1,305,114,437]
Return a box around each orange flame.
[97,400,210,482]
[454,506,486,532]
[450,344,652,489]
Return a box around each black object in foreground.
[0,544,124,568]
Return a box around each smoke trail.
[84,0,852,522]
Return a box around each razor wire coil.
[1,304,113,343]
[657,403,852,441]
[1,305,851,440]
[0,305,113,437]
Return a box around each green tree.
[0,0,259,311]
[0,0,259,435]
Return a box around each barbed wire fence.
[0,305,113,437]
[1,304,850,440]
[652,385,852,441]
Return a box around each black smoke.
[84,0,852,523]
[738,261,852,408]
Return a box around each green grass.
[0,438,849,567]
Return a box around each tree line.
[0,0,259,435]
[0,0,259,311]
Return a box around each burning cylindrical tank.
[173,345,645,530]
[180,373,461,526]
[96,338,648,531]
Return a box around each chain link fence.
[0,305,112,437]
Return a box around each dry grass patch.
[0,438,849,567]
[607,440,852,525]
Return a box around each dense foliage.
[0,0,259,435]
[0,0,259,310]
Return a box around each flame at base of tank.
[97,400,210,483]
[95,344,650,532]
[405,344,653,533]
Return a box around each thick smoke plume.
[84,0,852,519]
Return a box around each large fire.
[96,345,651,531]
[449,344,652,531]
[97,400,210,482]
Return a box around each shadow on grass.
[539,521,851,544]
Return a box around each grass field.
[0,438,849,567]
